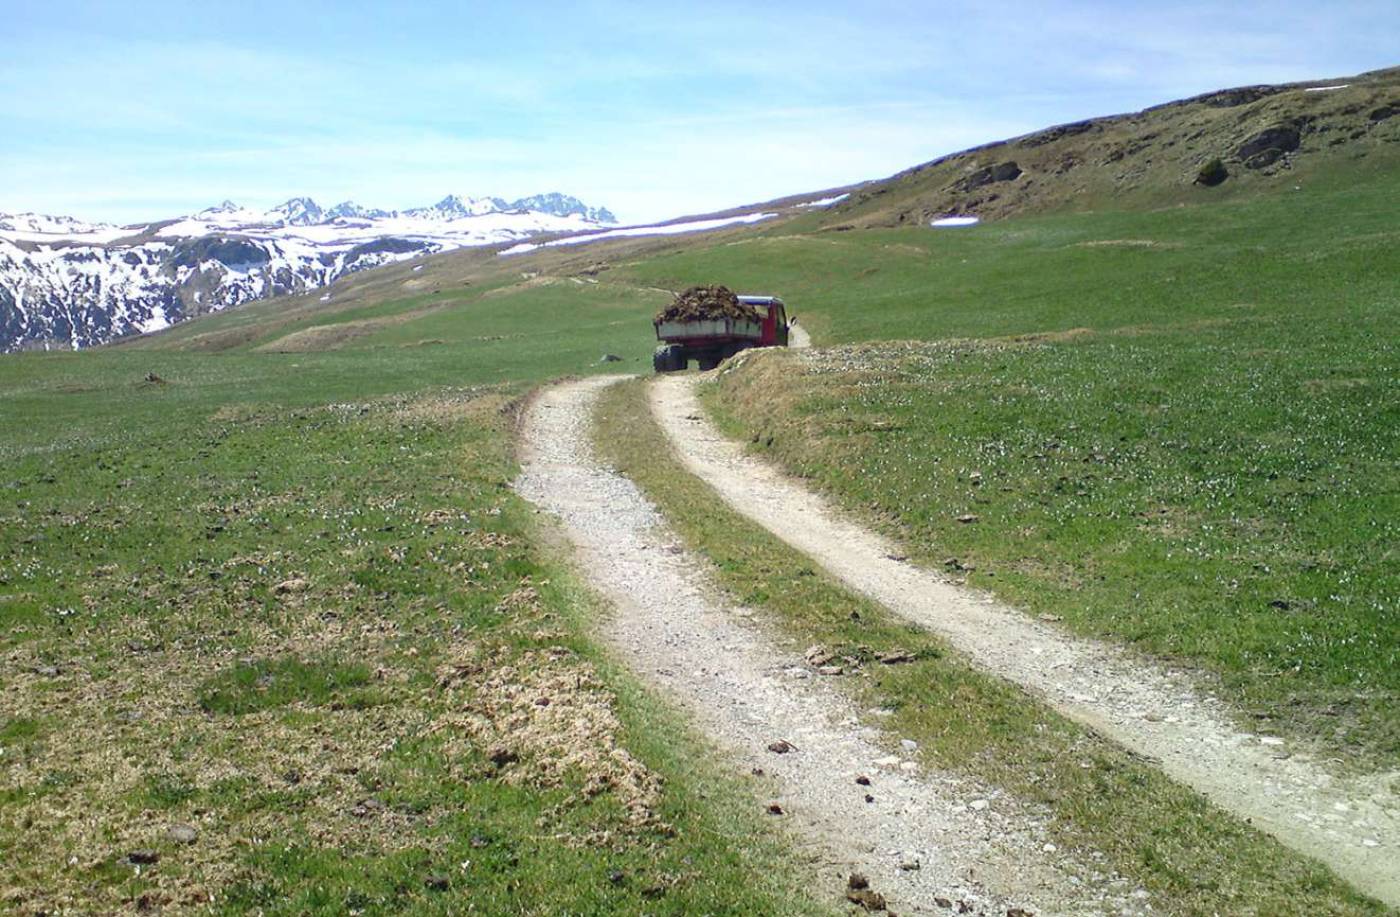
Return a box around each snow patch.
[137,305,170,334]
[500,212,777,256]
[0,212,138,244]
[931,216,980,228]
[1303,84,1350,92]
[799,193,849,208]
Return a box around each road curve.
[650,371,1400,908]
[515,375,1150,917]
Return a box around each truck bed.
[656,317,763,342]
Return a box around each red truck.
[653,295,790,372]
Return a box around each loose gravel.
[650,371,1400,908]
[517,376,1147,916]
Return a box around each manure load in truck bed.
[654,285,764,324]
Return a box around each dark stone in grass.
[349,797,385,818]
[35,665,59,677]
[1369,104,1400,122]
[599,354,623,363]
[488,746,518,767]
[469,834,490,849]
[424,875,450,891]
[846,872,887,910]
[766,802,784,815]
[127,849,160,865]
[767,739,795,754]
[855,775,871,786]
[608,870,626,885]
[1194,158,1229,187]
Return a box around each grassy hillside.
[817,65,1400,226]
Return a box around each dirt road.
[650,372,1400,908]
[516,376,1151,916]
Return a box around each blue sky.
[2,0,1397,224]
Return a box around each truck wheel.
[654,345,685,373]
[697,355,720,371]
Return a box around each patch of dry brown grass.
[438,642,670,845]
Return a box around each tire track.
[650,371,1399,908]
[516,375,1148,916]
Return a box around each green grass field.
[0,352,827,914]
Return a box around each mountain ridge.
[0,191,618,351]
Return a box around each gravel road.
[650,371,1400,908]
[517,376,1150,916]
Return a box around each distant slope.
[818,66,1400,227]
[111,66,1400,357]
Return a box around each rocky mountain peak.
[270,197,325,226]
[507,192,617,224]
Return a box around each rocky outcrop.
[1370,103,1400,123]
[1194,158,1229,187]
[1237,126,1302,169]
[957,162,1023,192]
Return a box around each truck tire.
[697,354,720,371]
[653,345,684,373]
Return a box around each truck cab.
[737,295,790,348]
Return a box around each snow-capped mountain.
[0,192,617,351]
[401,193,616,223]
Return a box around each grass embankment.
[707,330,1397,765]
[612,164,1400,765]
[593,377,1386,915]
[0,357,827,914]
